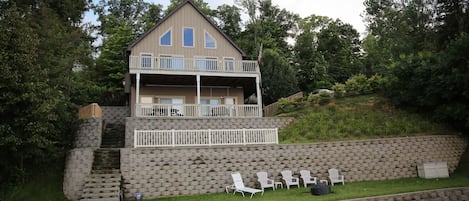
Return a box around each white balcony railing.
[129,56,259,74]
[136,104,261,117]
[134,128,278,148]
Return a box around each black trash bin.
[311,183,331,195]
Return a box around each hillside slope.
[278,94,453,143]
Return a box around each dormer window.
[183,27,194,47]
[160,29,172,46]
[204,31,216,48]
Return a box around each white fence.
[134,128,278,148]
[129,56,259,74]
[136,104,261,118]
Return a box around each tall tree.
[0,0,90,184]
[215,4,242,40]
[92,0,163,105]
[260,49,299,104]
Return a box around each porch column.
[256,76,263,117]
[135,73,140,116]
[196,74,201,104]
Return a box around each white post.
[135,73,141,117]
[196,74,201,117]
[134,129,137,148]
[171,129,175,147]
[196,74,201,104]
[275,128,279,144]
[243,128,246,145]
[256,76,263,117]
[208,129,211,146]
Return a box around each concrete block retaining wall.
[120,135,467,199]
[63,148,95,201]
[124,117,294,148]
[75,118,102,148]
[101,106,129,125]
[344,187,469,201]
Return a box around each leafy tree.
[215,4,242,40]
[92,0,163,105]
[166,0,213,16]
[0,0,90,185]
[260,48,299,104]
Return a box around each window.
[141,54,152,69]
[224,58,235,71]
[160,98,184,116]
[160,29,171,46]
[159,55,184,70]
[195,57,218,71]
[204,31,216,48]
[183,27,194,47]
[200,98,220,116]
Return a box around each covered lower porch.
[130,74,263,117]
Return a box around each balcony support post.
[256,76,263,117]
[196,74,201,117]
[136,73,140,116]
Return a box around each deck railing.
[134,128,278,147]
[136,104,261,117]
[129,56,259,74]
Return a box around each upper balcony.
[129,56,259,76]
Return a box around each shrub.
[277,97,303,113]
[307,93,320,104]
[331,83,346,97]
[345,74,370,95]
[318,91,333,105]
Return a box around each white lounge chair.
[256,171,276,192]
[231,172,263,198]
[328,168,345,186]
[299,170,318,187]
[280,170,300,189]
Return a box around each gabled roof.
[127,0,246,57]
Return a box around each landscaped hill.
[278,94,453,144]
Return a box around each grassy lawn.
[148,149,469,201]
[278,94,452,144]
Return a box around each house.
[126,0,262,118]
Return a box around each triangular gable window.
[160,29,172,46]
[204,31,216,48]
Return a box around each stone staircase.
[80,123,125,201]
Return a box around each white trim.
[158,54,184,70]
[223,57,235,71]
[159,27,172,47]
[204,29,217,49]
[194,56,218,71]
[139,52,153,69]
[182,27,195,48]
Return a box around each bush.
[331,83,346,98]
[277,97,303,113]
[308,91,333,105]
[340,74,386,96]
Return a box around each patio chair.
[299,170,317,187]
[256,171,275,192]
[328,168,345,186]
[280,170,300,189]
[231,172,263,198]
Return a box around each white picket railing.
[129,56,259,74]
[134,128,278,148]
[136,104,261,117]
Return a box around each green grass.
[278,94,452,143]
[0,170,68,201]
[148,149,469,201]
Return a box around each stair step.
[81,192,119,199]
[89,173,121,179]
[91,169,120,174]
[84,182,120,189]
[80,198,119,201]
[82,186,120,194]
[85,177,121,183]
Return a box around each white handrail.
[129,56,259,74]
[136,104,261,117]
[134,128,278,148]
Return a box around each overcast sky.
[151,0,368,35]
[84,0,367,35]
